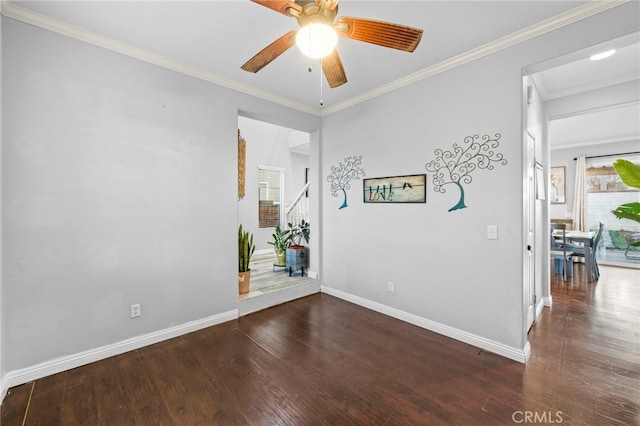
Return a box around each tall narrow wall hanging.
[425,133,507,212]
[238,130,246,200]
[327,155,366,209]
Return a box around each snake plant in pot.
[238,224,255,294]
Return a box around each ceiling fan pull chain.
[320,58,324,107]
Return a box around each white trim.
[0,377,7,403]
[0,1,319,116]
[543,71,640,101]
[321,0,628,116]
[0,0,628,117]
[551,134,640,151]
[239,284,320,317]
[2,310,238,390]
[536,298,546,319]
[523,341,532,361]
[549,101,640,150]
[549,100,640,122]
[321,286,530,363]
[524,31,640,76]
[543,296,553,307]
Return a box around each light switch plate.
[487,225,498,240]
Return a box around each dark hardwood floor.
[2,264,638,425]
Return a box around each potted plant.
[286,220,310,276]
[287,219,310,248]
[238,224,255,294]
[611,159,640,228]
[268,225,290,266]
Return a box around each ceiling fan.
[241,0,423,88]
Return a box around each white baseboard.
[2,286,535,400]
[239,282,320,316]
[3,309,238,391]
[536,298,546,318]
[543,295,553,307]
[0,375,8,403]
[321,286,529,363]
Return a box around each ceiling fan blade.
[241,31,297,73]
[250,0,302,17]
[335,17,423,52]
[314,0,340,12]
[322,50,347,88]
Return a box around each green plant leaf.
[611,202,640,225]
[612,159,640,189]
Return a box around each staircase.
[286,181,310,228]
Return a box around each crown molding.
[543,71,640,101]
[551,134,640,151]
[549,99,640,121]
[0,0,629,117]
[322,0,629,116]
[0,0,322,116]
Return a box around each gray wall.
[1,1,639,382]
[319,3,640,352]
[1,18,319,372]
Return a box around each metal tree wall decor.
[327,155,366,209]
[425,133,507,212]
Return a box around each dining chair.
[567,222,604,280]
[550,223,574,281]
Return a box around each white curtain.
[571,155,587,231]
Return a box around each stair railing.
[286,181,310,228]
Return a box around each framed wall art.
[363,174,426,203]
[550,166,565,204]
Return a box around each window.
[586,154,640,262]
[258,167,284,228]
[587,165,632,193]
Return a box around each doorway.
[522,32,640,332]
[237,115,319,314]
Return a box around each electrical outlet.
[130,303,141,318]
[388,281,395,292]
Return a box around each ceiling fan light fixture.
[590,49,616,61]
[296,23,337,58]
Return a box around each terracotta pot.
[238,270,251,294]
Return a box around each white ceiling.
[530,33,640,149]
[2,0,639,146]
[549,104,640,147]
[533,42,640,100]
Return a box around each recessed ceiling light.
[590,49,616,61]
